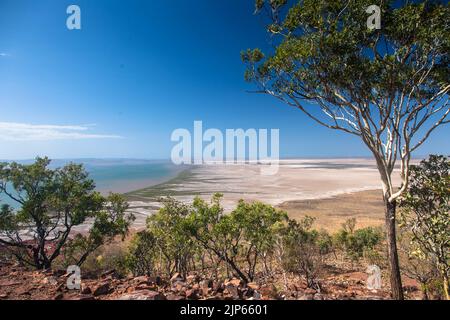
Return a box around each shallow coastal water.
[0,159,185,208]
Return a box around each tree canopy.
[0,157,134,269]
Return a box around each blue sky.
[0,0,448,160]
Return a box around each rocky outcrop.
[0,262,418,300]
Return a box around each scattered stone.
[186,275,197,283]
[135,283,157,291]
[42,276,58,286]
[224,284,240,299]
[92,282,110,296]
[225,278,242,287]
[80,285,92,295]
[186,289,199,300]
[260,284,278,299]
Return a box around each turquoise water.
[0,159,182,208]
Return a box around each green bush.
[125,231,156,277]
[280,217,324,289]
[334,219,383,261]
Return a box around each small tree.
[0,157,134,270]
[63,193,134,267]
[334,218,383,262]
[281,216,324,290]
[147,197,197,277]
[399,155,449,299]
[126,231,157,277]
[243,0,449,299]
[187,194,287,283]
[398,229,442,300]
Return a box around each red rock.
[186,289,199,300]
[92,282,110,296]
[304,288,317,295]
[135,284,157,291]
[260,284,278,299]
[80,285,92,295]
[225,278,242,287]
[224,284,240,299]
[42,276,58,286]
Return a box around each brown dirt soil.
[278,190,385,233]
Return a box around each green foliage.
[63,193,134,267]
[146,197,197,277]
[245,1,449,101]
[334,219,383,261]
[125,231,156,277]
[0,157,134,270]
[280,216,325,289]
[187,194,288,282]
[399,155,450,299]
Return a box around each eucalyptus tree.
[243,0,449,299]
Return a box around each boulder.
[80,284,92,295]
[225,278,242,287]
[92,282,111,296]
[224,284,240,300]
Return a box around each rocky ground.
[0,261,422,300]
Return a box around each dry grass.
[277,190,385,233]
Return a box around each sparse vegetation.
[334,218,383,262]
[399,155,449,300]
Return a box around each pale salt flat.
[127,158,403,229]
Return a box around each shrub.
[187,194,287,283]
[280,217,324,289]
[147,197,197,277]
[334,219,383,262]
[399,155,449,300]
[126,231,156,277]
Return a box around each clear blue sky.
[0,0,448,160]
